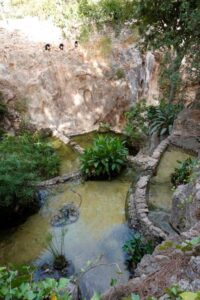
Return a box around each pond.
[0,134,137,299]
[148,145,195,233]
[70,130,123,149]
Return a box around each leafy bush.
[0,266,71,300]
[0,134,60,226]
[124,99,183,146]
[80,135,128,179]
[147,100,183,136]
[124,100,148,146]
[0,92,7,118]
[78,0,135,27]
[171,157,198,188]
[0,102,7,117]
[115,68,125,79]
[123,233,154,267]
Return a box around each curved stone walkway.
[128,137,170,240]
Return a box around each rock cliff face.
[170,169,200,232]
[170,109,200,153]
[0,24,159,134]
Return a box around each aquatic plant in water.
[80,135,128,179]
[46,228,68,271]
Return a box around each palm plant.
[147,100,183,136]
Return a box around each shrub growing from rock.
[147,100,183,136]
[171,157,198,188]
[80,135,128,179]
[0,134,60,227]
[123,233,154,270]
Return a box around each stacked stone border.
[127,137,170,240]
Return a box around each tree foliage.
[135,0,200,85]
[124,99,183,140]
[0,134,60,225]
[78,0,135,26]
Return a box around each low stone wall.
[128,137,170,240]
[36,171,81,187]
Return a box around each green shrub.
[0,92,7,118]
[124,100,148,146]
[80,135,128,179]
[78,0,135,27]
[0,134,60,225]
[115,68,125,80]
[147,100,183,136]
[123,233,154,266]
[0,266,71,300]
[171,157,198,188]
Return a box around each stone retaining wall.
[128,137,170,240]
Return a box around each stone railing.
[128,137,170,240]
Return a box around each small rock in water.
[36,189,48,207]
[51,203,79,227]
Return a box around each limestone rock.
[170,176,200,232]
[0,27,159,135]
[170,109,200,153]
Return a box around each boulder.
[170,109,200,153]
[170,175,200,232]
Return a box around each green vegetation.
[124,99,183,145]
[0,134,60,225]
[78,0,135,27]
[158,236,200,253]
[124,100,148,146]
[115,68,125,80]
[80,135,128,179]
[135,0,200,99]
[123,233,154,267]
[171,158,198,188]
[0,101,7,118]
[0,93,7,137]
[147,100,183,136]
[0,266,71,300]
[97,36,112,57]
[131,286,200,300]
[46,229,68,271]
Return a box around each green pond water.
[48,138,80,175]
[0,135,137,298]
[71,131,122,149]
[149,146,195,212]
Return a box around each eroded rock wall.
[0,25,159,134]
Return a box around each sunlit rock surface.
[0,19,159,134]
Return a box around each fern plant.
[80,135,128,179]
